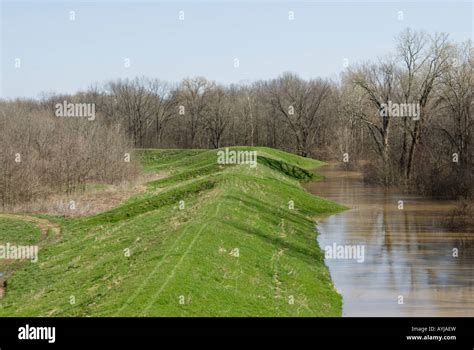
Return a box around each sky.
[0,0,472,98]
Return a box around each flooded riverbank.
[305,164,474,316]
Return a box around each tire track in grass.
[23,208,179,317]
[140,224,207,315]
[42,209,188,317]
[114,225,191,316]
[43,208,160,266]
[140,203,221,316]
[62,190,216,316]
[114,194,219,315]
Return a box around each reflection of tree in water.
[309,164,474,315]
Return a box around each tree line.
[1,28,472,206]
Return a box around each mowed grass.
[0,147,345,316]
[0,218,41,246]
[0,218,42,281]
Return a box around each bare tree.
[148,79,178,146]
[201,85,232,148]
[103,77,157,147]
[396,29,451,180]
[348,60,398,184]
[269,73,330,157]
[177,77,214,147]
[434,41,473,188]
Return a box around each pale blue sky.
[1,0,472,98]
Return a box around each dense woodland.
[1,29,472,208]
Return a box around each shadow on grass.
[258,156,314,181]
[222,192,325,266]
[81,179,216,226]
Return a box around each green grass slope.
[0,147,345,316]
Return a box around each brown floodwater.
[305,164,474,317]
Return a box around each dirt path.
[0,213,61,298]
[0,213,61,240]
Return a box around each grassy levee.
[0,147,346,316]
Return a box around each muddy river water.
[305,164,474,316]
